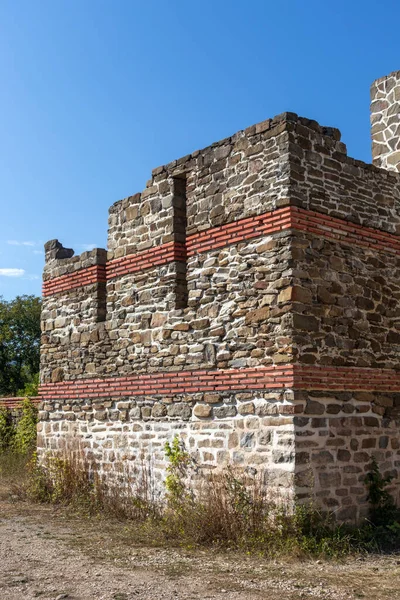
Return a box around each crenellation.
[39,70,400,521]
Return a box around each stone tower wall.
[371,70,400,172]
[38,79,400,521]
[40,244,108,383]
[39,116,301,498]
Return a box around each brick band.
[294,364,400,391]
[39,364,400,400]
[39,366,294,399]
[106,241,186,279]
[42,265,107,297]
[290,207,400,254]
[42,207,400,296]
[186,207,292,255]
[0,397,40,409]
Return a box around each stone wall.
[294,391,400,521]
[39,71,400,522]
[371,70,400,172]
[40,244,107,383]
[38,395,296,502]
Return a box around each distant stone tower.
[371,70,400,171]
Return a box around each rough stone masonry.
[38,69,400,522]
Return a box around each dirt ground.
[1,490,400,600]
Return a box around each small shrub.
[13,398,38,454]
[363,456,400,550]
[0,405,15,451]
[17,373,39,397]
[365,456,397,523]
[164,435,194,510]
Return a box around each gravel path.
[1,496,399,600]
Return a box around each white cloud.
[78,243,97,251]
[25,274,40,280]
[0,268,25,277]
[7,240,35,247]
[33,250,44,255]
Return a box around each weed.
[0,405,15,451]
[164,435,194,510]
[363,456,400,549]
[13,398,38,454]
[3,435,400,557]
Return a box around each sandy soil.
[1,493,400,600]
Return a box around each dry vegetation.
[1,436,400,599]
[1,480,400,600]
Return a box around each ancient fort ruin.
[39,70,400,521]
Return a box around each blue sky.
[1,0,399,300]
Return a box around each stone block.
[193,404,212,418]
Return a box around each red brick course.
[106,241,187,279]
[42,207,400,296]
[293,364,400,391]
[290,207,400,254]
[39,364,400,400]
[186,207,293,255]
[39,365,295,399]
[0,397,40,409]
[42,265,107,297]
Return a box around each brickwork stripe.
[39,366,295,399]
[293,364,400,391]
[38,365,400,400]
[106,241,187,279]
[42,207,400,296]
[42,265,107,297]
[0,397,40,409]
[290,207,400,254]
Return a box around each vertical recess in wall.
[95,249,108,322]
[172,174,188,309]
[96,282,107,322]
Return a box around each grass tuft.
[2,436,400,558]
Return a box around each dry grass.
[1,456,400,599]
[2,438,400,559]
[4,445,370,558]
[0,450,31,500]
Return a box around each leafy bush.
[17,373,39,397]
[363,456,400,549]
[164,435,194,510]
[12,398,38,454]
[0,406,15,451]
[365,456,397,523]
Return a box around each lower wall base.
[37,412,296,502]
[37,388,400,522]
[293,389,400,522]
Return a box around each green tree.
[0,295,41,397]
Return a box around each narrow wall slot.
[172,175,188,309]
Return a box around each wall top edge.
[371,70,400,87]
[43,243,107,274]
[108,113,343,214]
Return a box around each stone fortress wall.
[38,70,400,521]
